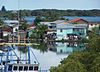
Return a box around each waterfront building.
[63,16,100,31]
[88,23,100,30]
[40,22,57,39]
[40,22,56,31]
[12,25,19,33]
[3,20,19,25]
[18,30,28,43]
[3,20,20,33]
[56,23,87,40]
[3,27,12,36]
[68,18,89,24]
[53,20,65,24]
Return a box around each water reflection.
[31,42,85,54]
[30,42,85,70]
[31,41,48,53]
[55,42,85,54]
[0,42,86,70]
[17,46,28,53]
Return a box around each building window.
[8,65,12,71]
[24,66,28,71]
[13,66,18,71]
[19,66,23,71]
[91,24,93,26]
[34,66,38,70]
[73,28,75,31]
[29,66,33,70]
[79,33,82,35]
[60,49,63,53]
[60,29,63,32]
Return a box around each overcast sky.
[0,0,100,10]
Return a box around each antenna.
[18,0,20,43]
[18,0,21,63]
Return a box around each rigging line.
[30,48,39,64]
[8,46,23,63]
[8,46,19,59]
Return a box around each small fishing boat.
[0,46,39,72]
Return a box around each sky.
[0,0,100,10]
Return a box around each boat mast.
[5,48,10,72]
[28,46,31,64]
[28,32,31,64]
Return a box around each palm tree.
[36,24,48,40]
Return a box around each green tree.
[31,24,48,40]
[90,55,100,72]
[50,58,87,72]
[19,22,28,31]
[50,29,100,72]
[34,16,42,26]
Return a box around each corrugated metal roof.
[4,20,19,24]
[57,24,88,29]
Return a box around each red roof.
[28,24,35,29]
[3,28,12,32]
[68,18,88,23]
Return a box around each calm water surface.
[0,42,85,70]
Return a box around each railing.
[0,43,39,46]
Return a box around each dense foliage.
[30,24,48,40]
[50,30,100,72]
[0,9,100,21]
[19,21,28,31]
[31,9,100,17]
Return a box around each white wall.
[3,32,11,36]
[89,24,99,30]
[13,26,19,33]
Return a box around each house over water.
[56,23,88,40]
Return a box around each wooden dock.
[0,43,39,46]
